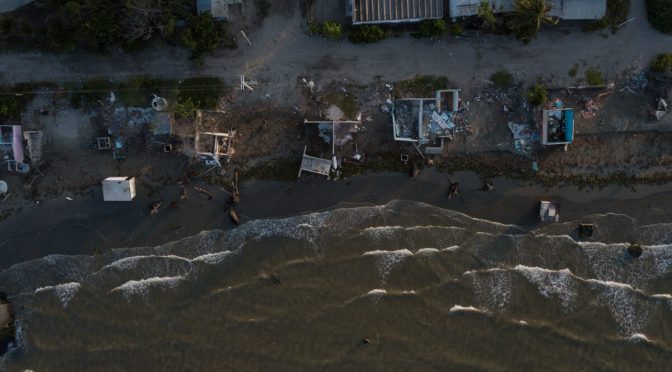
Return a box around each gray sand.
[2,168,672,269]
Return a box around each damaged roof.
[352,0,444,25]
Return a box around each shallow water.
[1,200,671,370]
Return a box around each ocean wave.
[514,265,577,310]
[363,249,413,281]
[449,305,486,314]
[111,276,184,299]
[191,251,233,265]
[34,282,81,308]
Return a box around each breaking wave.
[2,200,672,369]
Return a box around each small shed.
[102,177,137,202]
[540,200,559,222]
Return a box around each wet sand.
[2,168,672,269]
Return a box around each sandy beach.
[2,168,672,269]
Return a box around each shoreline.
[2,168,672,270]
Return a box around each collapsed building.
[299,119,362,178]
[391,89,460,154]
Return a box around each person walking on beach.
[448,181,459,199]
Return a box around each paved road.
[0,1,669,95]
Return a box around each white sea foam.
[35,282,80,308]
[515,265,577,310]
[363,249,413,280]
[416,248,440,255]
[111,276,184,299]
[466,269,512,311]
[587,279,652,335]
[518,320,528,325]
[366,289,387,303]
[191,251,232,265]
[629,333,651,343]
[102,255,192,271]
[449,305,485,314]
[441,246,460,252]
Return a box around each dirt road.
[0,1,669,98]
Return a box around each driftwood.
[193,186,213,200]
[233,170,241,203]
[149,199,163,215]
[229,208,241,225]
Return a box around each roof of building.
[449,0,605,20]
[549,0,606,20]
[102,177,137,202]
[197,0,242,20]
[352,0,444,25]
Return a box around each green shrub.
[651,53,672,73]
[478,2,497,30]
[584,0,631,32]
[177,76,226,110]
[585,67,605,86]
[0,92,25,120]
[171,97,197,119]
[322,21,342,40]
[308,21,321,35]
[449,23,463,36]
[645,0,672,34]
[0,17,14,38]
[526,84,548,106]
[349,25,387,43]
[416,19,446,38]
[568,64,579,77]
[182,13,232,60]
[491,70,513,88]
[256,0,271,20]
[393,75,449,97]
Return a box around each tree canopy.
[509,0,558,42]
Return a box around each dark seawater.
[1,200,672,371]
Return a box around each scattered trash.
[229,208,241,225]
[149,199,163,215]
[0,180,7,195]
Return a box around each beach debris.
[448,181,460,199]
[229,208,241,225]
[0,180,7,195]
[539,201,559,222]
[149,199,163,215]
[482,181,495,192]
[233,170,241,203]
[627,243,643,258]
[193,186,213,200]
[362,338,372,345]
[410,163,419,178]
[655,98,669,120]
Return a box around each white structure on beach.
[102,177,137,202]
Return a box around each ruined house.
[391,89,460,154]
[197,0,243,20]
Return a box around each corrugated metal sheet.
[352,0,444,24]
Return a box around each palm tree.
[509,0,558,42]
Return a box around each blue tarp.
[564,109,574,143]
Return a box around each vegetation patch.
[490,70,514,89]
[324,88,359,119]
[650,53,672,73]
[585,67,605,86]
[393,75,449,97]
[308,20,343,40]
[0,90,27,121]
[241,158,302,181]
[526,84,548,106]
[568,64,579,77]
[348,25,388,44]
[182,13,236,61]
[509,0,558,42]
[256,0,271,20]
[645,0,672,34]
[584,0,631,32]
[414,19,446,38]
